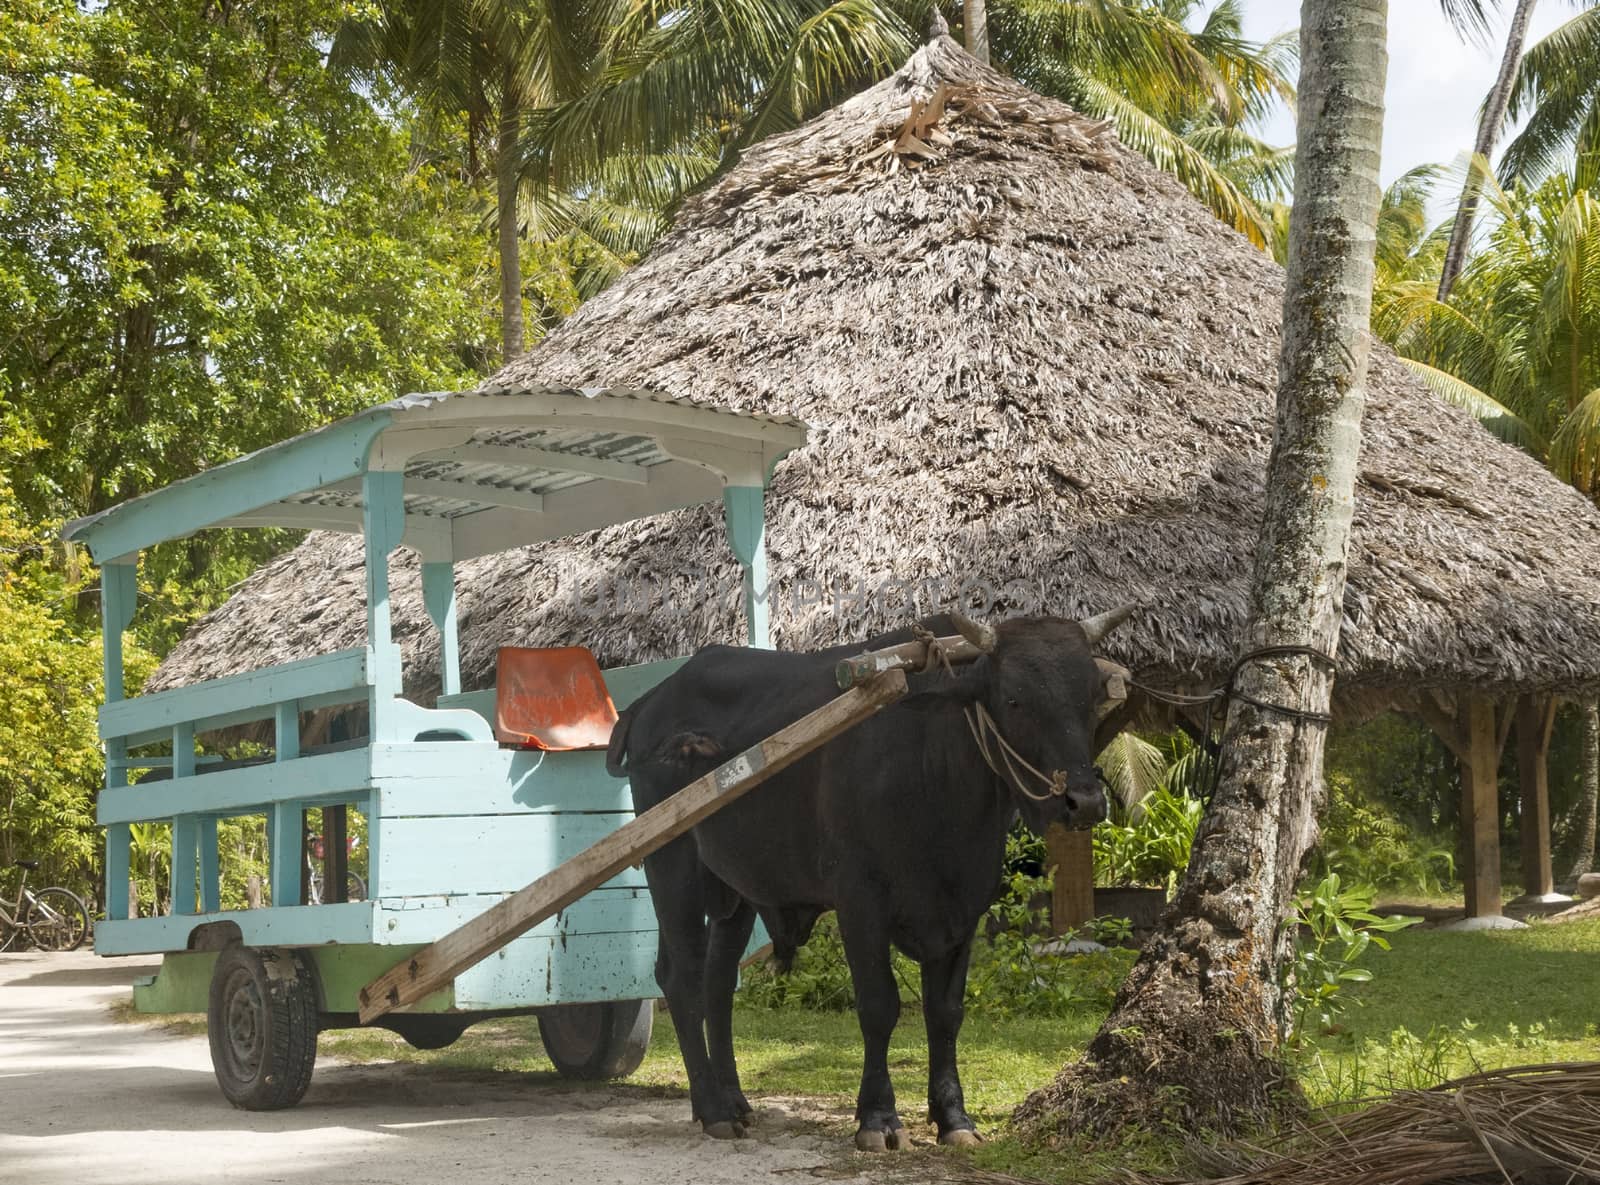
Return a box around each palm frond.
[1500,6,1600,184]
[1070,73,1271,246]
[1096,732,1169,812]
[1400,358,1543,449]
[1547,386,1600,492]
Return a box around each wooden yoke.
[835,634,986,688]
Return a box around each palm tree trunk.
[497,60,525,362]
[1570,699,1598,879]
[1015,0,1387,1137]
[963,0,990,65]
[1437,0,1538,300]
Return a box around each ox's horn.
[1079,603,1137,646]
[948,610,997,654]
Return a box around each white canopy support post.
[722,486,771,648]
[101,559,137,921]
[363,470,407,715]
[422,561,461,697]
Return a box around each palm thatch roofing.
[151,35,1600,718]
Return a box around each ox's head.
[910,607,1135,834]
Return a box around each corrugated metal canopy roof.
[63,384,808,562]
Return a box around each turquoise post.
[270,701,301,907]
[422,561,461,697]
[363,471,406,707]
[101,560,137,921]
[171,722,197,914]
[722,486,771,648]
[198,822,221,914]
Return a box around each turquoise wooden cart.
[63,382,806,1109]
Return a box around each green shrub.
[739,866,1137,1018]
[1290,872,1417,1039]
[1093,784,1203,891]
[1314,775,1456,896]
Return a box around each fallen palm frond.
[1203,1062,1600,1185]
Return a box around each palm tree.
[1438,0,1541,299]
[963,0,990,62]
[333,0,600,361]
[1499,3,1600,185]
[1020,0,1391,1136]
[337,0,909,362]
[535,1,1296,250]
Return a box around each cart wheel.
[207,946,318,1110]
[538,999,653,1080]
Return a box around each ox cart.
[66,383,934,1108]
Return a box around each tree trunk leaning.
[1013,0,1387,1139]
[497,61,525,363]
[1437,0,1538,300]
[963,0,990,65]
[1570,699,1598,880]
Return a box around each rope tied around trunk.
[1128,645,1339,728]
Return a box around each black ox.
[605,609,1133,1149]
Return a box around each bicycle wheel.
[0,919,23,953]
[26,888,90,951]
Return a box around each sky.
[1240,0,1574,201]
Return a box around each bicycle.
[0,860,91,953]
[304,831,367,906]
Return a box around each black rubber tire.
[207,946,318,1110]
[25,888,90,951]
[537,999,653,1080]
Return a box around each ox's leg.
[704,897,757,1126]
[837,908,906,1151]
[921,938,980,1145]
[643,838,740,1137]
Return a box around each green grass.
[314,1004,1100,1132]
[1299,916,1600,1103]
[110,917,1600,1181]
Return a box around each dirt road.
[0,950,881,1184]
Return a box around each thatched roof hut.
[154,35,1600,726]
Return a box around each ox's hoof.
[939,1128,984,1148]
[854,1127,907,1152]
[704,1120,748,1140]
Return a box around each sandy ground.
[0,950,897,1185]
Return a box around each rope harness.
[948,643,1339,804]
[964,701,1077,802]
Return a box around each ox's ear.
[1096,659,1130,722]
[898,664,986,711]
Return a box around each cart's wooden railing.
[98,645,494,923]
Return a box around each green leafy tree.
[1,0,496,530]
[0,471,153,901]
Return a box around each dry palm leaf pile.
[1201,1063,1600,1185]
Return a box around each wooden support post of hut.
[1415,691,1519,925]
[1514,694,1569,905]
[1047,826,1096,934]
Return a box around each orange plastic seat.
[494,646,619,751]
